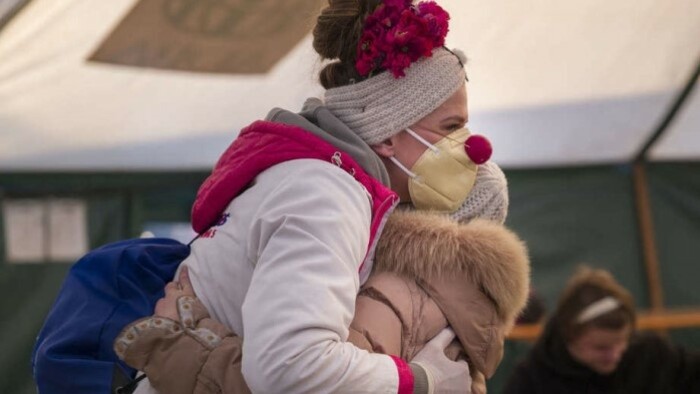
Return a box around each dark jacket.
[502,319,700,394]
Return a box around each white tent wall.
[1,1,700,393]
[0,0,326,169]
[0,0,699,169]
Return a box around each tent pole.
[632,161,664,312]
[509,308,700,341]
[632,161,664,311]
[630,54,699,316]
[634,54,700,161]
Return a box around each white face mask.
[389,127,490,212]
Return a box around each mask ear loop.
[389,156,418,179]
[390,127,453,179]
[405,128,440,154]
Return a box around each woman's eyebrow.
[441,115,468,124]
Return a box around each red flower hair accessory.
[356,0,450,78]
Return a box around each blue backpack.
[31,237,190,394]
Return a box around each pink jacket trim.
[390,355,414,394]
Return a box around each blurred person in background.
[503,267,700,394]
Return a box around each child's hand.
[155,266,196,322]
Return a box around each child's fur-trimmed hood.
[373,209,531,327]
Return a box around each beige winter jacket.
[350,210,530,390]
[115,210,530,393]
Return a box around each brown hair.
[312,0,383,88]
[555,266,636,342]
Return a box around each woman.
[118,0,482,392]
[503,267,700,394]
[116,162,532,394]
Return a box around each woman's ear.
[371,137,396,158]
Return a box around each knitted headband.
[324,48,466,145]
[323,0,467,145]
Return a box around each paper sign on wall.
[47,199,89,261]
[3,198,88,263]
[2,199,47,263]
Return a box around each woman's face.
[566,324,631,375]
[373,83,468,202]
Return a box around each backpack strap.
[112,371,146,394]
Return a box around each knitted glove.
[114,296,250,394]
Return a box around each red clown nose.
[464,134,492,164]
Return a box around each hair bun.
[319,61,355,89]
[313,0,382,88]
[312,0,380,62]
